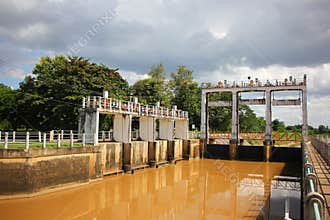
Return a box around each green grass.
[1,141,83,149]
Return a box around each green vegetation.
[2,141,82,149]
[0,55,329,135]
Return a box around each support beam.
[265,90,272,142]
[81,108,99,145]
[159,119,174,140]
[113,114,132,143]
[200,91,207,140]
[230,92,239,160]
[264,90,272,161]
[175,120,189,140]
[139,116,155,141]
[302,88,308,141]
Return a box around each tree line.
[0,55,328,135]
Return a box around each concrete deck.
[308,142,330,218]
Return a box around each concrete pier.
[113,114,132,143]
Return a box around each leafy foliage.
[17,56,129,130]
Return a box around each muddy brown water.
[0,159,299,220]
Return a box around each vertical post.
[302,87,308,141]
[42,133,46,149]
[12,131,16,143]
[108,130,111,141]
[38,131,42,142]
[57,134,61,148]
[230,91,239,160]
[98,96,102,108]
[61,130,64,141]
[25,132,29,150]
[4,132,8,149]
[70,131,74,148]
[264,90,272,161]
[82,97,86,108]
[49,130,54,142]
[109,98,112,111]
[87,96,91,107]
[92,96,96,108]
[200,91,207,141]
[82,133,86,147]
[102,131,105,141]
[0,130,1,142]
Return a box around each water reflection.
[0,159,288,220]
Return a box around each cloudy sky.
[0,0,329,127]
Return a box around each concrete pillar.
[200,91,207,142]
[12,131,15,143]
[49,130,54,142]
[159,118,174,140]
[302,88,308,141]
[4,132,8,149]
[57,134,61,148]
[70,131,74,148]
[25,132,29,150]
[38,131,42,142]
[174,119,189,140]
[139,116,155,141]
[264,90,272,161]
[230,91,239,160]
[42,133,46,149]
[80,108,99,145]
[113,114,132,143]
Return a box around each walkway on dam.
[308,142,330,218]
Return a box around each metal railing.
[311,136,330,165]
[201,76,306,89]
[302,141,326,220]
[82,96,189,120]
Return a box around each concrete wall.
[0,139,202,195]
[98,143,123,175]
[168,140,183,162]
[183,139,200,159]
[0,147,102,195]
[148,140,168,166]
[123,141,149,172]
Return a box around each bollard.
[70,131,74,148]
[82,133,86,147]
[57,134,61,148]
[25,132,29,150]
[42,133,46,149]
[102,131,105,141]
[49,130,54,142]
[38,131,42,142]
[4,132,8,149]
[12,131,16,143]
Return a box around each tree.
[0,84,19,130]
[17,55,129,130]
[272,119,286,132]
[170,65,200,128]
[132,63,172,108]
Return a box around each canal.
[0,159,300,220]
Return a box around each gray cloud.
[1,0,330,126]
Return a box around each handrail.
[302,141,326,220]
[82,96,189,120]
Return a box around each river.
[0,159,300,220]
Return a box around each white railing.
[82,96,189,120]
[202,75,306,89]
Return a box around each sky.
[0,0,329,127]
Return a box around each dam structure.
[201,75,308,161]
[0,75,328,220]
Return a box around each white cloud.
[120,70,148,85]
